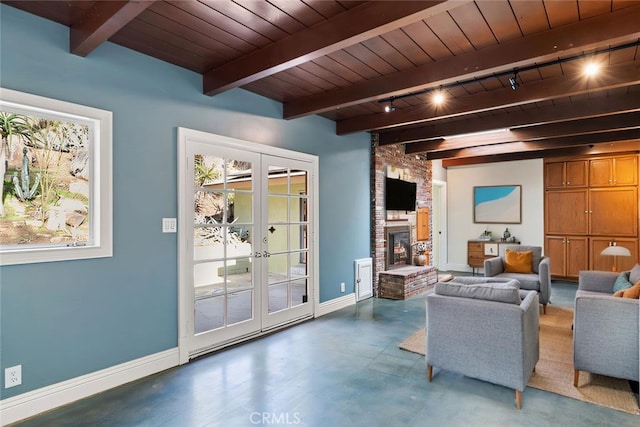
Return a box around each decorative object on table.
[412,241,428,266]
[473,185,522,224]
[502,227,511,241]
[477,229,492,241]
[600,242,631,272]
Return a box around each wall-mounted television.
[385,177,417,211]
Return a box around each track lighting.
[509,72,519,90]
[384,99,396,113]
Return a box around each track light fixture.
[509,72,519,90]
[384,98,396,113]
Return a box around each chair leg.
[573,370,579,387]
[515,390,522,410]
[542,304,547,315]
[427,365,433,382]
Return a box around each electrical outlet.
[340,282,345,292]
[5,365,22,388]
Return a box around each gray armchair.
[484,244,551,313]
[426,278,540,409]
[573,270,639,386]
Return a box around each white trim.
[432,179,447,272]
[0,348,179,425]
[315,293,356,317]
[0,87,113,265]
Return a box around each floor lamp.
[600,243,631,272]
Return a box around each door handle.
[263,251,271,258]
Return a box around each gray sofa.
[573,270,639,386]
[484,244,551,313]
[426,277,540,409]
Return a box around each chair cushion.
[504,249,533,274]
[435,280,521,304]
[613,271,633,293]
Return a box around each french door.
[178,129,316,362]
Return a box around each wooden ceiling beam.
[419,129,640,159]
[284,5,640,119]
[338,61,640,134]
[403,111,640,153]
[202,1,464,96]
[377,93,640,145]
[70,1,155,57]
[441,142,640,167]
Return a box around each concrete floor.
[12,281,639,426]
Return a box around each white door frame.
[177,128,319,364]
[432,179,448,272]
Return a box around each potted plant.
[412,241,428,266]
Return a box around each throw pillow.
[504,249,533,274]
[629,263,640,284]
[613,271,633,293]
[614,280,640,299]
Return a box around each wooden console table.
[467,240,520,275]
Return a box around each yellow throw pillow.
[504,249,533,274]
[615,280,640,299]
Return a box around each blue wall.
[0,5,371,399]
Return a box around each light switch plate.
[162,218,177,233]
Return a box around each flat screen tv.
[385,177,417,211]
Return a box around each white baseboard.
[315,293,356,317]
[446,263,475,274]
[0,348,179,425]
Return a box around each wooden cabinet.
[546,236,588,279]
[545,160,588,189]
[416,207,429,241]
[589,155,637,187]
[545,190,588,235]
[589,188,638,236]
[544,153,639,279]
[589,237,638,272]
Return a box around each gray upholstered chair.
[484,244,551,313]
[573,270,639,386]
[426,278,540,409]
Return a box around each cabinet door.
[416,207,429,241]
[565,160,588,187]
[545,190,588,234]
[545,162,566,189]
[589,158,612,187]
[589,188,638,236]
[590,237,638,272]
[613,156,638,186]
[566,237,588,278]
[546,236,566,277]
[467,241,484,268]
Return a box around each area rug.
[399,305,640,415]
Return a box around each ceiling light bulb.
[584,62,600,77]
[384,103,396,113]
[509,75,519,90]
[433,92,445,105]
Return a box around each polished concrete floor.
[13,280,639,427]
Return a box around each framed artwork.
[473,185,521,224]
[0,88,112,265]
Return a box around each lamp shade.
[600,245,631,256]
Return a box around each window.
[0,88,112,265]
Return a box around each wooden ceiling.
[5,0,640,165]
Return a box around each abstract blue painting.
[473,185,521,223]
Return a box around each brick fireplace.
[385,224,412,270]
[371,139,433,296]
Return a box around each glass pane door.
[184,141,261,355]
[262,157,313,329]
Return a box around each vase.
[414,253,427,266]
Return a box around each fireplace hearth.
[385,225,412,270]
